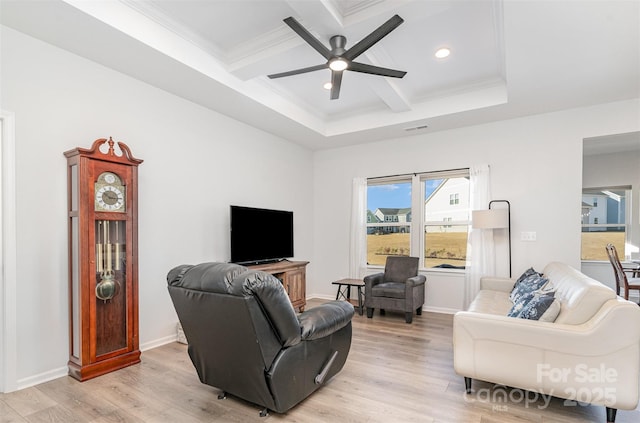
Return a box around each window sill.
[423,267,465,274]
[365,265,466,274]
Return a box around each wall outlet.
[521,231,537,241]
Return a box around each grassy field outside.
[581,231,625,261]
[367,232,467,267]
[367,231,625,266]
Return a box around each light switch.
[521,231,537,241]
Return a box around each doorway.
[581,131,640,295]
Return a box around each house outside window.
[366,170,470,269]
[581,187,630,260]
[424,175,470,268]
[366,181,411,261]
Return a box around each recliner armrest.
[299,301,354,341]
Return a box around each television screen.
[230,205,294,264]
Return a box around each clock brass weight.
[65,138,143,381]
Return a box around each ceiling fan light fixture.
[435,47,451,59]
[270,15,406,99]
[329,58,348,71]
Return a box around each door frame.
[1,110,17,392]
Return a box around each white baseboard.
[307,294,334,301]
[423,306,458,315]
[16,366,68,391]
[140,334,177,352]
[11,334,178,393]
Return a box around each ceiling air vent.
[405,124,429,132]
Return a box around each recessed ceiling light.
[435,47,450,59]
[323,82,332,90]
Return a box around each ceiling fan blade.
[283,17,332,60]
[268,64,327,79]
[343,14,404,61]
[330,70,343,100]
[349,62,406,78]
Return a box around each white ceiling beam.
[286,0,344,33]
[367,77,411,112]
[226,1,344,81]
[362,48,411,112]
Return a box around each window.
[366,170,470,269]
[366,181,411,264]
[581,187,631,260]
[424,175,470,268]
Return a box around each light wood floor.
[2,299,639,422]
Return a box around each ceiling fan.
[267,15,407,100]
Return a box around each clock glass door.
[95,219,127,356]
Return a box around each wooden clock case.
[64,138,143,381]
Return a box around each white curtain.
[464,164,493,308]
[349,177,367,278]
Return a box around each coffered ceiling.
[1,0,638,150]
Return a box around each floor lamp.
[472,200,511,278]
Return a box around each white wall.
[311,99,640,312]
[1,26,314,388]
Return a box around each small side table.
[332,278,365,315]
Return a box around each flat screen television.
[230,205,294,264]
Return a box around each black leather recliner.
[167,262,354,416]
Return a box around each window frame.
[366,169,470,271]
[581,186,632,261]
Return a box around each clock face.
[95,172,126,212]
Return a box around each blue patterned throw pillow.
[515,267,539,285]
[510,273,548,304]
[515,291,560,322]
[510,268,542,300]
[507,290,535,317]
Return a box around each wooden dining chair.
[605,243,640,302]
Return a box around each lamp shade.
[472,209,509,229]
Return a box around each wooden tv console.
[249,260,308,312]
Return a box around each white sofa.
[454,262,640,423]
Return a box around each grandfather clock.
[64,138,143,381]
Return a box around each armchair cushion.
[372,282,406,298]
[383,255,420,282]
